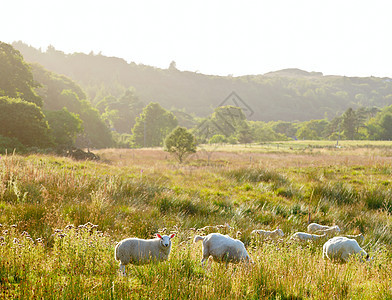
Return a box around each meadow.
[1,141,392,299]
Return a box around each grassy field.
[1,141,392,299]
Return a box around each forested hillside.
[13,41,392,122]
[0,41,113,152]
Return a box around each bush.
[0,135,26,154]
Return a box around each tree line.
[13,41,392,123]
[2,41,392,156]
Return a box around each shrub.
[0,135,26,154]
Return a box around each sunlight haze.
[1,0,392,77]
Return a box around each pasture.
[1,141,392,299]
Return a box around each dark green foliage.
[342,108,357,139]
[45,108,83,149]
[31,64,114,148]
[0,42,42,106]
[0,135,26,154]
[97,88,144,133]
[0,97,52,147]
[132,102,178,147]
[76,101,114,148]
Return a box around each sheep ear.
[156,233,163,239]
[169,233,175,239]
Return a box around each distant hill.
[13,41,392,122]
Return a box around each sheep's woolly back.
[196,233,251,264]
[115,236,172,266]
[291,232,326,242]
[323,236,368,263]
[315,226,340,236]
[308,223,340,234]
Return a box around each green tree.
[164,126,196,163]
[132,102,178,147]
[0,97,52,147]
[95,89,144,133]
[45,108,83,149]
[0,42,42,106]
[378,113,392,140]
[342,108,357,140]
[210,106,247,138]
[296,119,329,140]
[236,122,253,144]
[271,121,297,138]
[77,101,114,148]
[30,64,113,148]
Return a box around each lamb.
[115,233,175,275]
[290,232,326,242]
[323,236,369,263]
[194,233,252,266]
[314,226,341,236]
[251,227,284,239]
[307,223,340,234]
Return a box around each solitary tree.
[164,126,196,163]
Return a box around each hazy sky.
[1,0,392,77]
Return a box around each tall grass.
[2,145,392,298]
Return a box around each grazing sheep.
[314,226,341,236]
[323,236,369,263]
[194,233,252,266]
[307,223,340,234]
[251,228,284,239]
[290,232,326,242]
[115,233,175,275]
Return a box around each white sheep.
[290,232,326,242]
[314,226,341,236]
[307,223,340,234]
[323,236,369,263]
[115,233,175,275]
[251,227,284,239]
[194,233,252,266]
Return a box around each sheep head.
[156,233,175,248]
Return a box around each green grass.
[1,143,392,298]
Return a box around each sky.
[1,0,392,78]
